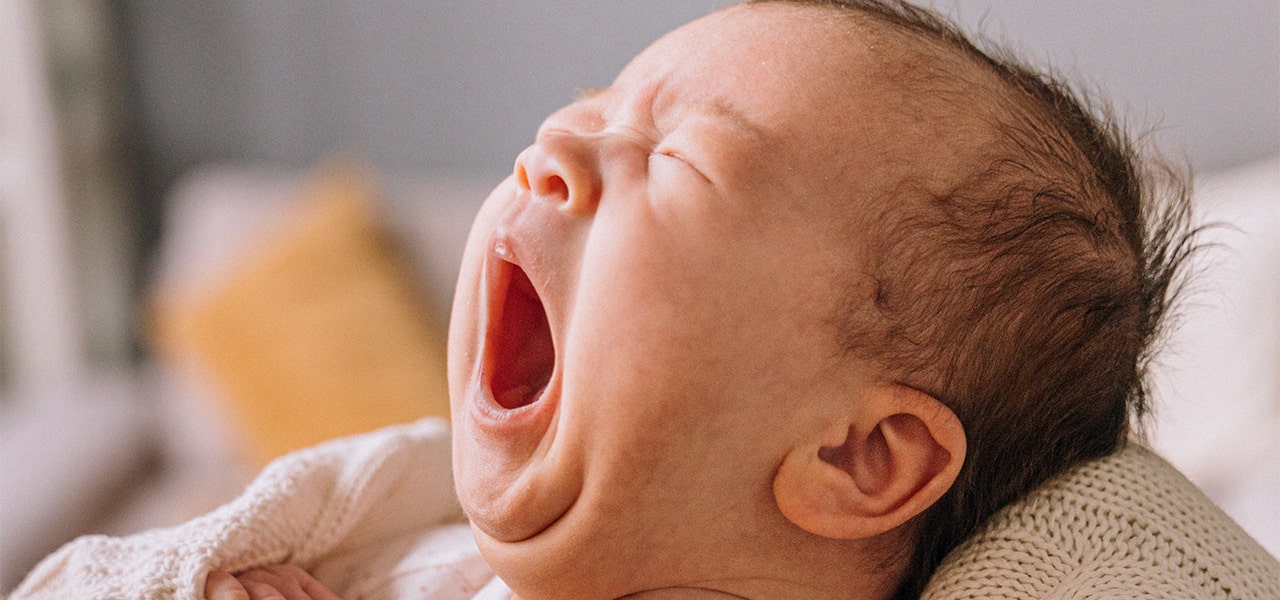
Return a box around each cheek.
[577,223,735,354]
[568,215,798,414]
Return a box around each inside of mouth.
[491,263,554,409]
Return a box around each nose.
[514,133,602,214]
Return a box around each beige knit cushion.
[922,444,1280,599]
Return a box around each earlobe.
[773,385,966,540]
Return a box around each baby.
[22,1,1200,599]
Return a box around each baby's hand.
[205,566,342,600]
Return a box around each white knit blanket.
[10,418,507,600]
[13,420,1279,599]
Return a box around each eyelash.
[650,147,712,184]
[651,148,683,161]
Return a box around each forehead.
[614,5,950,202]
[617,6,876,131]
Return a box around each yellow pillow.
[150,164,449,467]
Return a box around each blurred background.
[1,0,1277,591]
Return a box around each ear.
[773,384,965,540]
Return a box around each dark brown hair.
[749,1,1200,597]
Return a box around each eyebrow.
[696,96,768,144]
[574,83,769,145]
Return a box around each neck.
[516,591,747,600]
[505,541,905,600]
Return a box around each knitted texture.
[922,444,1280,599]
[9,418,479,600]
[14,424,1276,599]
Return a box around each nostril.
[515,162,531,190]
[544,175,569,201]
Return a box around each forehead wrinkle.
[579,77,663,134]
[699,96,770,146]
[648,75,770,147]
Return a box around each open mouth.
[486,256,555,410]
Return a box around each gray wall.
[121,0,722,185]
[943,0,1280,175]
[122,0,1279,189]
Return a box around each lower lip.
[468,376,557,437]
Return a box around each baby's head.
[448,2,1189,598]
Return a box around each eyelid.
[652,147,682,159]
[651,145,713,185]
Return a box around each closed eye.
[651,147,712,184]
[652,148,683,160]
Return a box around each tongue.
[492,264,554,409]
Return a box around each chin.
[470,517,639,600]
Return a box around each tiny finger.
[238,566,327,600]
[272,566,343,600]
[205,571,251,600]
[238,577,289,600]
